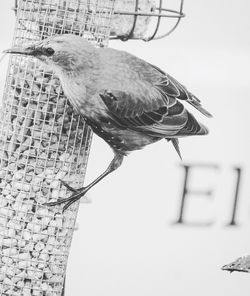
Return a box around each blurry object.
[222,256,250,273]
[110,0,185,41]
[111,0,157,39]
[13,0,185,42]
[0,53,8,64]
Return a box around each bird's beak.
[3,46,39,56]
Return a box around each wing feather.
[99,89,207,138]
[148,63,212,118]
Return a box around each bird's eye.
[45,47,55,56]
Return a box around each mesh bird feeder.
[13,0,185,42]
[0,0,115,295]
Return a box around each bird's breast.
[60,77,85,108]
[59,74,104,119]
[86,117,160,154]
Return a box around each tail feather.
[167,138,182,160]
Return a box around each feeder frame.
[13,0,185,41]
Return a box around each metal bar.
[118,0,139,41]
[13,7,185,18]
[152,0,185,40]
[147,0,163,41]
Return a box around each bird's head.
[4,34,98,74]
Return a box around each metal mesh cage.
[14,0,185,42]
[110,0,185,41]
[0,1,115,295]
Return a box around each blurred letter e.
[175,163,219,226]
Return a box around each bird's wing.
[148,63,212,118]
[99,89,208,138]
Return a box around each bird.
[4,34,212,211]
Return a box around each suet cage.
[13,0,185,42]
[0,0,115,295]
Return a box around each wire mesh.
[13,0,185,42]
[0,0,115,295]
[110,0,185,41]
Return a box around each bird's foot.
[118,34,130,42]
[44,179,88,212]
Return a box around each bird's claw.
[44,194,83,212]
[59,179,78,193]
[45,200,74,213]
[43,179,86,212]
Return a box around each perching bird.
[4,34,212,211]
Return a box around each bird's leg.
[45,153,124,212]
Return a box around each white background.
[0,1,250,295]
